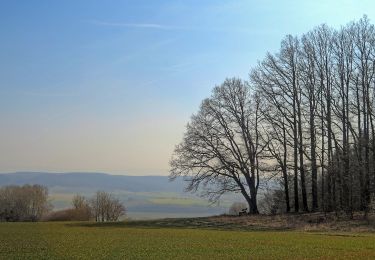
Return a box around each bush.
[258,189,285,215]
[228,202,248,215]
[44,207,91,221]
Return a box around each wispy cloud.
[88,20,188,30]
[87,20,254,33]
[160,62,196,72]
[86,20,254,33]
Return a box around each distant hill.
[0,172,186,193]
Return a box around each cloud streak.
[88,20,254,33]
[89,20,188,30]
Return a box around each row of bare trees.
[47,192,126,222]
[0,185,51,221]
[171,16,375,215]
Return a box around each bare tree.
[90,191,126,222]
[0,185,51,222]
[170,78,267,214]
[72,194,87,209]
[71,194,92,220]
[300,31,319,211]
[251,36,309,212]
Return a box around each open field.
[1,217,375,259]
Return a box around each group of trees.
[0,185,51,221]
[171,16,375,216]
[0,184,125,222]
[46,191,126,222]
[89,191,126,222]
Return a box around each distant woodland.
[0,185,125,222]
[171,16,375,217]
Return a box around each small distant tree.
[90,191,126,222]
[72,194,86,209]
[71,194,92,221]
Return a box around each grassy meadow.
[1,220,375,259]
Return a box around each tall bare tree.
[170,78,267,214]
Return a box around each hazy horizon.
[0,170,170,176]
[1,1,375,175]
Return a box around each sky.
[1,0,375,175]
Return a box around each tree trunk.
[297,95,309,212]
[310,99,318,211]
[283,120,291,212]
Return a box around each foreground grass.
[1,221,375,259]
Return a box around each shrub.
[228,202,248,215]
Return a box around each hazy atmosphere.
[3,1,375,259]
[1,0,375,175]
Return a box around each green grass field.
[1,221,375,259]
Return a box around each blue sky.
[1,0,374,175]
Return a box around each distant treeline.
[47,192,126,222]
[0,185,126,222]
[171,16,375,216]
